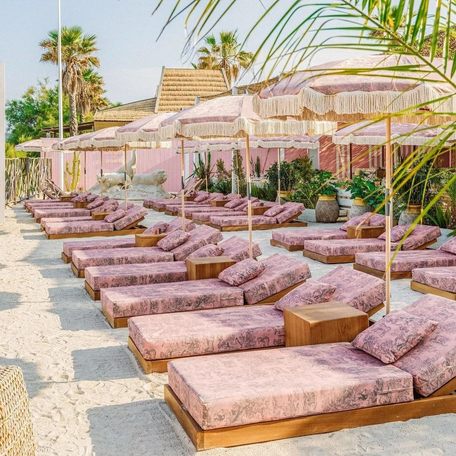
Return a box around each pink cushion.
[62,238,135,257]
[272,228,347,245]
[194,193,209,202]
[168,344,413,430]
[170,225,223,261]
[439,236,456,255]
[210,215,276,226]
[218,236,262,261]
[45,220,114,235]
[401,224,441,249]
[304,239,389,256]
[102,279,244,320]
[144,222,169,235]
[113,208,147,230]
[34,208,90,219]
[156,230,190,251]
[104,209,126,223]
[352,310,437,363]
[274,202,304,224]
[224,198,243,209]
[368,213,386,226]
[218,259,265,286]
[263,205,285,217]
[86,198,105,210]
[378,225,408,242]
[340,212,372,231]
[187,244,224,259]
[86,194,99,203]
[274,280,336,311]
[412,266,456,293]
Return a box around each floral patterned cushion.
[128,306,284,360]
[166,217,195,232]
[210,215,276,226]
[275,202,304,224]
[304,239,389,256]
[171,226,223,261]
[223,198,243,209]
[113,208,147,230]
[218,236,262,261]
[62,238,135,257]
[155,229,189,251]
[274,280,336,311]
[394,295,456,396]
[352,311,438,363]
[143,222,169,235]
[208,192,225,201]
[368,213,386,226]
[194,192,209,202]
[193,211,245,222]
[45,220,114,235]
[401,225,441,250]
[218,259,265,286]
[86,197,106,210]
[168,343,413,430]
[41,216,92,229]
[34,208,90,219]
[340,212,373,231]
[439,236,456,255]
[104,209,126,223]
[85,262,188,291]
[86,193,99,203]
[263,205,285,217]
[187,244,224,259]
[272,229,347,245]
[412,266,456,293]
[102,279,244,320]
[378,224,408,242]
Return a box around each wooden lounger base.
[45,223,146,240]
[303,249,355,264]
[410,281,456,300]
[209,220,307,232]
[270,239,304,251]
[72,262,85,278]
[61,252,71,263]
[85,281,100,301]
[164,380,456,451]
[353,264,412,280]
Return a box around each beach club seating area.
[9,190,455,452]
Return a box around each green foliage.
[253,156,261,178]
[347,171,385,212]
[191,152,212,182]
[232,150,246,194]
[251,183,277,202]
[209,178,232,195]
[266,157,314,192]
[290,170,339,209]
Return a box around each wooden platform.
[164,379,456,451]
[210,220,307,232]
[61,252,71,263]
[303,249,355,264]
[353,263,412,279]
[45,222,146,240]
[71,262,85,278]
[410,280,456,300]
[85,281,100,301]
[270,239,304,251]
[135,233,166,247]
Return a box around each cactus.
[64,152,81,192]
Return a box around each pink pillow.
[439,237,456,255]
[104,209,126,223]
[144,222,169,235]
[187,244,224,259]
[87,198,105,210]
[194,193,209,202]
[86,194,98,203]
[275,280,336,311]
[340,213,372,231]
[352,310,438,363]
[218,258,265,286]
[157,229,190,251]
[378,224,410,242]
[263,205,285,217]
[224,198,244,209]
[368,213,386,227]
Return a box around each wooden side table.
[251,206,269,216]
[211,200,227,207]
[92,212,111,220]
[284,302,368,347]
[347,225,385,239]
[186,256,236,280]
[135,233,167,247]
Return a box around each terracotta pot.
[399,204,423,225]
[315,194,339,223]
[349,197,371,218]
[277,190,292,201]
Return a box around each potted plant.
[346,171,379,218]
[314,171,341,222]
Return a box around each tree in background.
[40,26,101,136]
[194,31,253,87]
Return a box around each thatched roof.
[155,68,229,112]
[204,77,279,100]
[94,98,157,122]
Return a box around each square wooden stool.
[347,225,385,239]
[284,302,368,347]
[186,256,236,280]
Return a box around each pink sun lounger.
[127,266,384,371]
[411,266,456,299]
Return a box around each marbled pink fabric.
[263,205,285,217]
[34,208,90,219]
[379,224,441,249]
[368,214,386,226]
[275,202,304,224]
[355,250,456,272]
[166,217,195,232]
[104,209,126,223]
[102,279,244,319]
[92,199,119,214]
[210,215,276,226]
[29,203,74,215]
[187,244,224,259]
[157,230,190,251]
[219,259,265,286]
[353,311,438,363]
[128,306,284,360]
[194,192,210,202]
[86,193,99,203]
[41,216,92,229]
[378,224,408,242]
[72,247,173,269]
[218,236,262,261]
[412,266,456,293]
[340,212,373,231]
[224,198,244,209]
[86,198,106,210]
[239,254,311,304]
[275,280,336,311]
[439,236,456,255]
[62,238,135,257]
[319,266,385,313]
[85,262,188,291]
[304,239,390,256]
[394,295,456,396]
[193,211,246,222]
[113,207,147,230]
[168,343,413,430]
[272,228,347,246]
[45,220,114,235]
[171,226,223,261]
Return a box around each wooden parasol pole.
[84,150,87,191]
[385,117,393,314]
[100,150,103,177]
[124,145,128,209]
[180,139,186,230]
[245,134,253,258]
[277,148,281,204]
[204,149,209,192]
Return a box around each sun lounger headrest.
[274,202,304,223]
[219,258,266,286]
[187,244,224,259]
[113,207,147,230]
[275,280,336,311]
[439,236,456,255]
[157,229,191,251]
[104,209,126,223]
[378,224,441,249]
[218,236,262,261]
[194,192,210,202]
[340,212,375,231]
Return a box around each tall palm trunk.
[69,91,79,136]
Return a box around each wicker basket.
[0,366,36,456]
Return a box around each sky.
[0,0,362,104]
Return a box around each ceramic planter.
[315,194,339,223]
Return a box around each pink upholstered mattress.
[103,279,244,319]
[30,204,74,216]
[304,239,391,256]
[85,262,188,291]
[62,237,136,258]
[45,220,114,235]
[412,266,456,293]
[41,216,92,229]
[192,211,246,222]
[210,215,276,226]
[129,306,283,360]
[355,250,456,272]
[168,344,413,429]
[272,228,348,246]
[72,247,174,269]
[34,208,90,220]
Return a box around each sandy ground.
[0,204,455,456]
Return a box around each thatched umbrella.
[255,53,456,313]
[158,94,334,256]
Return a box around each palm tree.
[194,31,253,87]
[40,26,100,135]
[77,69,109,118]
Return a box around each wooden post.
[0,64,4,224]
[385,117,393,314]
[100,150,103,177]
[245,135,253,258]
[349,143,353,179]
[180,139,186,230]
[124,145,128,209]
[277,148,281,204]
[84,150,87,191]
[204,149,209,192]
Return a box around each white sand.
[0,205,454,455]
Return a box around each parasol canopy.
[77,126,121,150]
[16,138,59,153]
